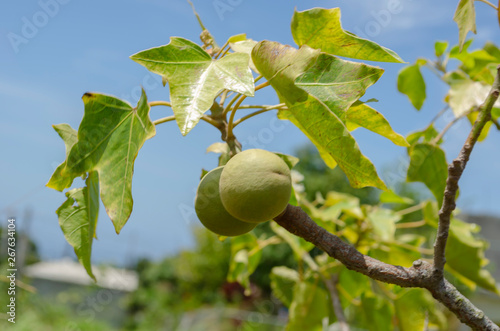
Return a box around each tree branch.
[433,65,500,277]
[322,274,349,331]
[273,204,500,330]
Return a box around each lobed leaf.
[131,37,254,135]
[59,90,156,233]
[252,41,387,190]
[291,8,404,63]
[56,171,99,280]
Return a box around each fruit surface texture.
[220,149,291,223]
[195,166,256,236]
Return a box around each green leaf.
[47,124,79,191]
[287,97,387,190]
[366,207,400,242]
[397,64,426,110]
[446,218,498,293]
[59,90,156,233]
[338,267,371,307]
[360,294,393,331]
[407,143,447,207]
[346,102,409,147]
[434,41,449,57]
[206,142,231,166]
[253,41,387,190]
[56,171,99,280]
[379,190,414,204]
[270,266,299,307]
[228,232,262,293]
[131,37,254,135]
[406,125,440,146]
[291,8,404,63]
[295,53,384,119]
[287,279,330,331]
[394,289,434,331]
[227,33,247,44]
[453,0,476,51]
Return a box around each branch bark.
[433,66,500,278]
[273,66,500,331]
[274,205,499,330]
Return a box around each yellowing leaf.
[291,7,404,63]
[253,41,387,190]
[131,37,254,135]
[346,102,409,147]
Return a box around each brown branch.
[274,205,500,330]
[433,65,500,277]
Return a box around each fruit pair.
[195,149,292,236]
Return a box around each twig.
[153,115,175,125]
[148,101,172,108]
[226,94,248,139]
[475,0,498,10]
[322,274,350,331]
[233,103,286,127]
[433,65,500,277]
[430,106,449,125]
[395,220,426,229]
[273,204,499,330]
[395,203,424,216]
[492,117,500,130]
[432,109,473,144]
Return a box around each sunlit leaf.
[253,41,387,190]
[397,63,426,110]
[453,0,476,51]
[346,102,409,146]
[270,266,299,307]
[366,207,400,242]
[291,8,404,63]
[288,278,330,331]
[131,37,254,135]
[295,54,384,119]
[229,38,260,73]
[407,143,447,207]
[447,79,495,117]
[58,91,156,233]
[56,171,99,280]
[274,152,299,170]
[47,124,78,191]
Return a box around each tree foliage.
[46,3,500,330]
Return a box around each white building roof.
[23,258,138,292]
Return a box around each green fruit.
[219,149,291,223]
[195,166,256,236]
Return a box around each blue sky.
[1,0,499,265]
